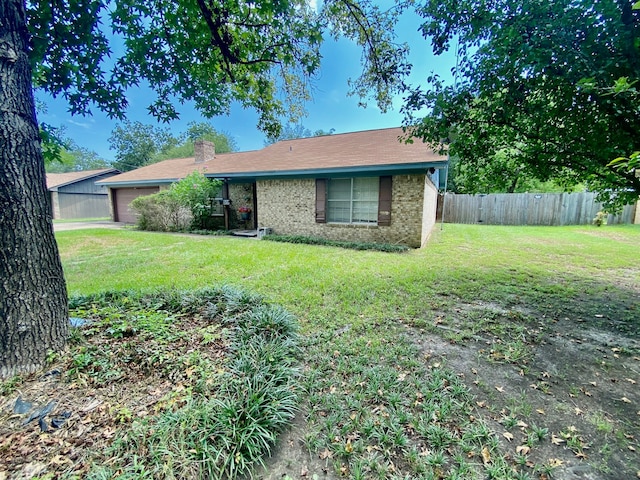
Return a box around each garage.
[113,187,159,223]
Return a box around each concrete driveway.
[53,221,127,232]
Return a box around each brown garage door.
[113,187,159,223]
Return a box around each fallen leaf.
[471,368,477,375]
[622,397,632,404]
[629,445,637,452]
[574,407,583,415]
[516,420,529,429]
[548,458,564,467]
[626,378,636,384]
[589,382,597,387]
[495,386,505,393]
[575,451,588,459]
[319,448,332,460]
[344,439,353,454]
[481,446,491,464]
[536,409,545,415]
[516,445,530,455]
[551,434,565,445]
[300,466,308,477]
[476,401,486,408]
[503,432,514,441]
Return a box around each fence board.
[440,192,637,226]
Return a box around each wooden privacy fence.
[439,192,637,226]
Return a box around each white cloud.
[67,119,93,129]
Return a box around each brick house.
[98,128,447,247]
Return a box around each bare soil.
[257,304,640,479]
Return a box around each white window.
[327,177,379,224]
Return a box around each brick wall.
[256,174,431,247]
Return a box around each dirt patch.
[255,412,339,480]
[410,315,640,479]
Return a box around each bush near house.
[131,171,222,231]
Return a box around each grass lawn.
[3,224,639,479]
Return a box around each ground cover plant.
[0,287,300,479]
[1,223,638,479]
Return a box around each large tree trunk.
[0,0,68,378]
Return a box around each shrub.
[130,172,222,231]
[592,211,607,227]
[262,234,410,252]
[170,171,222,230]
[131,191,192,231]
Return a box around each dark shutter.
[315,178,327,223]
[378,176,392,226]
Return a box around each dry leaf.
[516,445,530,455]
[476,401,486,408]
[629,445,637,452]
[319,448,332,460]
[551,434,565,445]
[622,397,632,404]
[516,420,529,429]
[300,467,308,477]
[344,439,353,454]
[536,409,545,415]
[575,451,588,459]
[503,432,514,441]
[574,407,583,415]
[495,386,505,393]
[548,458,564,467]
[626,378,636,384]
[471,368,478,374]
[481,446,491,464]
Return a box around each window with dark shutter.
[377,176,392,226]
[315,178,326,223]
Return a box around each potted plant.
[238,206,251,220]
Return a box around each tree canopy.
[109,121,237,171]
[405,0,640,210]
[264,123,335,145]
[27,0,409,138]
[45,140,110,173]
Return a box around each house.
[98,128,448,247]
[46,168,120,220]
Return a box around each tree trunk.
[0,0,68,378]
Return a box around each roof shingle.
[99,127,446,185]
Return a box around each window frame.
[326,177,379,225]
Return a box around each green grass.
[67,287,300,479]
[58,224,639,331]
[56,224,640,478]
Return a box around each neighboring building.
[46,168,120,220]
[98,128,447,247]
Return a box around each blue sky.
[36,8,456,162]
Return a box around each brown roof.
[46,168,118,190]
[99,127,446,186]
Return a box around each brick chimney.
[194,139,215,164]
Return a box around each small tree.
[170,172,222,230]
[131,172,221,231]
